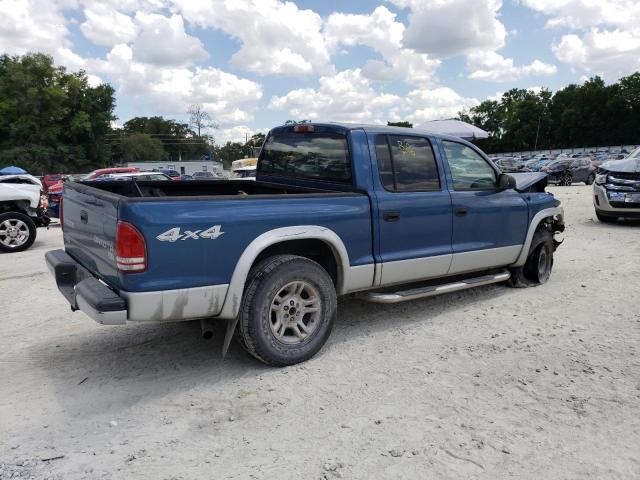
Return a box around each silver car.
[593,147,640,222]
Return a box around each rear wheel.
[237,255,337,366]
[509,227,554,287]
[0,212,37,253]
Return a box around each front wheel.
[585,173,595,185]
[559,172,573,186]
[509,227,555,288]
[0,212,37,253]
[237,255,337,366]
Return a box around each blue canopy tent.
[0,166,28,175]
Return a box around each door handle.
[383,211,401,222]
[454,207,468,217]
[80,210,88,224]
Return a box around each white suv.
[593,147,640,222]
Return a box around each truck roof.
[268,122,477,145]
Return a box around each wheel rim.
[269,281,321,345]
[536,245,551,283]
[0,219,29,248]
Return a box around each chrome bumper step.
[362,270,511,304]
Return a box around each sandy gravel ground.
[1,185,639,480]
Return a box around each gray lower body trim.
[121,284,229,323]
[343,264,375,293]
[449,245,522,275]
[379,254,452,286]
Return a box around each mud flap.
[221,317,239,358]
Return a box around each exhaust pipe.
[200,319,216,339]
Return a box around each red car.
[41,174,63,192]
[47,167,140,218]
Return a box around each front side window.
[443,141,497,190]
[375,135,440,191]
[260,132,351,182]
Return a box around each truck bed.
[76,179,353,199]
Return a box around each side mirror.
[497,173,516,191]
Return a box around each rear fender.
[217,226,363,319]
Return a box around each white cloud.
[132,13,208,66]
[467,51,557,81]
[406,87,479,124]
[0,0,70,55]
[80,4,139,47]
[390,0,507,58]
[269,69,402,123]
[270,69,477,125]
[215,125,253,144]
[325,6,440,85]
[520,0,639,29]
[88,44,262,124]
[172,0,331,76]
[553,29,640,79]
[522,0,640,78]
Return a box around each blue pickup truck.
[46,123,564,366]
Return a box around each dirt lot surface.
[1,185,639,480]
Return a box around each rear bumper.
[45,249,229,325]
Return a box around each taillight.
[116,221,147,273]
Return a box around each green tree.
[387,121,413,128]
[109,116,212,161]
[0,53,115,174]
[120,133,165,162]
[213,141,253,169]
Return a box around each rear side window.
[260,132,351,182]
[375,135,440,191]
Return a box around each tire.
[596,211,617,223]
[585,173,595,185]
[509,227,554,288]
[237,254,337,366]
[0,212,37,253]
[559,172,573,186]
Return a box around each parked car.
[95,172,172,181]
[232,165,257,179]
[192,171,217,180]
[82,167,140,180]
[525,158,552,172]
[159,169,181,180]
[41,174,64,192]
[0,174,50,252]
[541,158,595,185]
[46,122,564,366]
[593,147,640,222]
[493,157,530,173]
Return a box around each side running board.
[363,270,511,304]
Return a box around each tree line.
[0,53,263,174]
[458,74,640,154]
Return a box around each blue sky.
[1,0,638,143]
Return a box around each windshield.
[260,132,351,182]
[628,147,640,159]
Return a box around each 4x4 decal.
[156,225,224,242]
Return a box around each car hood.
[600,157,640,173]
[507,172,548,192]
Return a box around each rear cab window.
[374,134,440,191]
[259,130,351,183]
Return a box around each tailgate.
[62,183,120,288]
